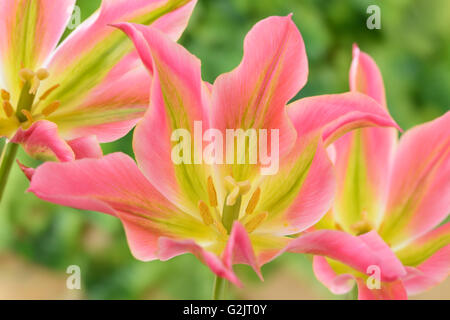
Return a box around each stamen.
[207,176,218,207]
[39,84,60,101]
[198,200,214,226]
[350,211,374,235]
[36,68,49,80]
[245,212,268,233]
[1,89,10,101]
[245,187,261,215]
[19,69,35,82]
[42,101,60,117]
[21,110,34,123]
[3,101,14,118]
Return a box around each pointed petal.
[118,23,210,215]
[223,222,262,280]
[287,230,405,281]
[28,153,216,259]
[356,279,407,300]
[333,46,398,231]
[395,223,450,267]
[16,160,35,181]
[11,120,74,162]
[0,0,76,100]
[67,135,103,159]
[313,256,355,295]
[158,237,241,286]
[210,15,307,179]
[349,44,387,107]
[287,92,400,147]
[38,0,197,142]
[379,112,450,247]
[402,244,450,295]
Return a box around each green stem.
[0,142,19,203]
[212,275,227,300]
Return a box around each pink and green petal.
[287,230,405,281]
[120,23,210,215]
[211,15,307,179]
[28,153,216,245]
[332,45,398,232]
[16,159,35,181]
[47,52,151,143]
[38,0,196,141]
[313,256,355,295]
[395,223,450,267]
[402,245,450,295]
[379,112,450,247]
[11,120,75,162]
[223,222,262,280]
[287,92,400,147]
[0,0,76,100]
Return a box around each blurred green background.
[0,0,449,299]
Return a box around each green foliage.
[0,0,448,299]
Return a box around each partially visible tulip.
[287,45,450,300]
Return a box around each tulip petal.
[67,135,103,159]
[379,112,450,247]
[313,256,355,295]
[333,46,398,232]
[0,0,76,101]
[37,0,196,142]
[11,120,74,162]
[287,230,405,281]
[287,92,400,147]
[16,159,35,181]
[0,118,19,138]
[402,245,450,295]
[349,44,387,107]
[223,222,262,280]
[210,15,307,180]
[395,223,450,267]
[119,23,210,215]
[356,279,407,300]
[158,237,241,286]
[28,153,217,258]
[253,92,399,235]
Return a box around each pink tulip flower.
[287,45,450,300]
[0,0,196,161]
[27,17,399,287]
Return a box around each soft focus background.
[0,0,449,299]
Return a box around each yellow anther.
[1,89,10,101]
[42,101,60,117]
[3,101,14,118]
[245,187,261,215]
[226,186,240,206]
[36,68,49,80]
[19,68,35,82]
[39,84,60,100]
[244,212,268,233]
[207,176,218,207]
[21,110,34,123]
[198,200,214,226]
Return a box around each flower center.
[1,68,60,129]
[197,175,268,235]
[350,211,374,235]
